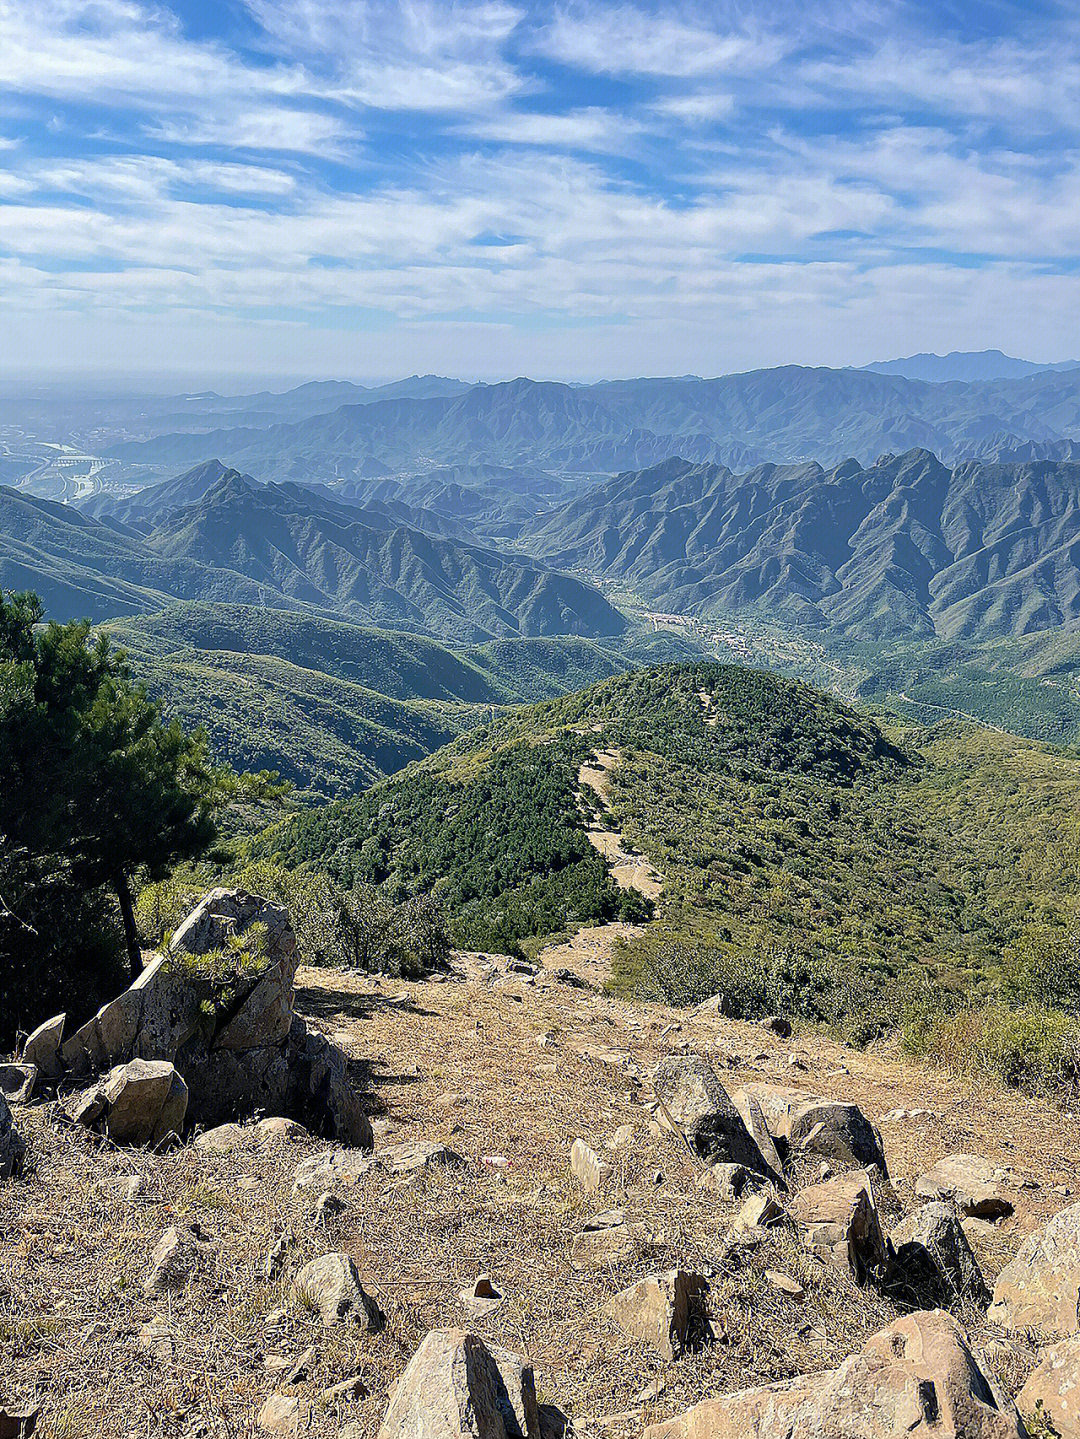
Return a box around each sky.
[2,0,1079,385]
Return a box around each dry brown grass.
[2,953,1076,1437]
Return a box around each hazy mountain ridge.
[524,449,1080,643]
[103,367,1080,481]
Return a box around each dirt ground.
[3,949,1076,1438]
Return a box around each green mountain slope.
[263,661,1080,1031]
[105,604,705,797]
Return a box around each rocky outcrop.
[643,1310,1023,1439]
[0,1093,25,1179]
[889,1202,989,1308]
[20,1012,64,1077]
[653,1055,773,1174]
[789,1169,889,1284]
[989,1199,1080,1340]
[1018,1335,1080,1438]
[30,889,370,1148]
[378,1328,542,1439]
[606,1270,707,1360]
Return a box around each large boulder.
[789,1169,889,1284]
[1018,1335,1080,1438]
[103,1060,188,1146]
[653,1056,772,1173]
[788,1100,887,1176]
[378,1328,541,1439]
[643,1310,1024,1439]
[20,1012,64,1077]
[914,1155,1016,1221]
[989,1199,1080,1340]
[889,1203,988,1308]
[0,1093,25,1179]
[34,889,369,1148]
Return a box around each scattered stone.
[732,1191,785,1235]
[0,1093,26,1179]
[95,1174,144,1203]
[459,1275,505,1316]
[790,1169,888,1284]
[889,1202,989,1307]
[764,1270,804,1299]
[283,1346,316,1385]
[570,1212,639,1270]
[989,1199,1080,1340]
[195,1122,246,1154]
[378,1141,466,1175]
[320,1374,368,1404]
[378,1328,543,1439]
[313,1191,348,1225]
[137,1315,176,1363]
[255,1117,309,1145]
[293,1252,382,1330]
[607,1124,635,1152]
[696,1163,752,1200]
[0,1063,37,1105]
[265,1231,290,1280]
[292,1149,376,1193]
[142,1222,210,1296]
[652,1055,772,1173]
[1018,1334,1080,1438]
[730,1088,784,1182]
[643,1309,1023,1439]
[914,1154,1016,1220]
[788,1100,887,1175]
[0,1404,39,1439]
[606,1270,708,1361]
[760,1016,792,1039]
[20,1012,64,1077]
[570,1138,613,1194]
[257,1394,314,1437]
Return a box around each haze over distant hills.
[101,366,1080,482]
[862,350,1080,383]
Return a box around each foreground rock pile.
[7,928,1080,1438]
[15,888,370,1147]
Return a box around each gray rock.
[788,1100,888,1176]
[653,1055,771,1173]
[915,1154,1016,1220]
[143,1222,210,1296]
[20,1012,64,1077]
[989,1199,1080,1340]
[0,1093,26,1179]
[731,1088,784,1182]
[570,1138,612,1194]
[294,1252,382,1329]
[99,1059,188,1146]
[0,1063,36,1105]
[378,1328,542,1439]
[889,1202,989,1307]
[194,1123,246,1154]
[293,1148,376,1194]
[377,1141,465,1174]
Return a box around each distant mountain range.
[0,465,626,643]
[524,448,1080,643]
[862,349,1080,383]
[103,367,1080,481]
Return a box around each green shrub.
[903,1001,1080,1096]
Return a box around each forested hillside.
[264,660,1080,1086]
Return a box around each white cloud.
[537,3,783,78]
[456,106,637,151]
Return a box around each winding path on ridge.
[536,744,661,987]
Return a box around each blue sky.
[1,0,1078,384]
